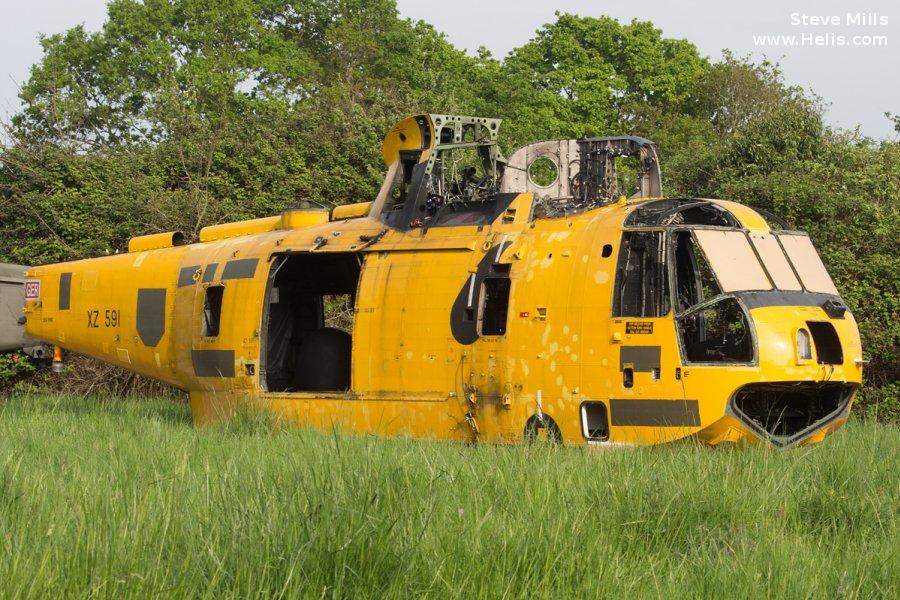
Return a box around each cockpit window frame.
[662,227,759,366]
[691,228,774,294]
[776,232,841,296]
[611,230,672,319]
[617,212,840,367]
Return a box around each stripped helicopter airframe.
[23,114,864,447]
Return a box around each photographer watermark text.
[754,12,889,47]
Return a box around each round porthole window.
[527,157,559,187]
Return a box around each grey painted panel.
[136,288,166,347]
[0,263,27,280]
[610,399,700,427]
[0,282,28,351]
[735,291,841,310]
[202,262,218,283]
[0,264,45,353]
[177,266,200,287]
[221,259,258,280]
[619,345,661,372]
[191,349,235,377]
[59,272,72,310]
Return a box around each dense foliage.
[0,1,896,417]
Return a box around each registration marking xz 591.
[87,309,120,328]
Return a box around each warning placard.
[625,321,653,335]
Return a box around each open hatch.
[261,253,361,392]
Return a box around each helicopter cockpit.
[617,199,845,366]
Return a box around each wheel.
[523,415,562,445]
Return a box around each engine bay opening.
[379,116,511,231]
[502,136,663,219]
[262,253,361,392]
[731,382,854,445]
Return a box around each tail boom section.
[25,248,189,388]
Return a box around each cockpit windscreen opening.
[672,231,753,363]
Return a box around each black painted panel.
[191,349,235,377]
[202,262,218,283]
[449,244,510,345]
[619,346,661,372]
[610,399,700,427]
[736,291,842,310]
[58,272,72,310]
[177,265,199,287]
[221,259,258,280]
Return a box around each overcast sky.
[1,0,897,138]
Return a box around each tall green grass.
[0,394,896,599]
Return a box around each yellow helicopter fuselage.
[23,114,863,446]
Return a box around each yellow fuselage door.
[606,316,694,443]
[604,230,696,444]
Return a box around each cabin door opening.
[261,253,362,392]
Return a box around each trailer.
[0,263,50,358]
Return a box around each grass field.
[0,395,897,599]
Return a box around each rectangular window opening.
[678,297,754,364]
[323,294,354,331]
[623,367,634,388]
[202,285,224,337]
[673,231,722,313]
[807,321,843,365]
[581,402,609,441]
[613,231,669,317]
[479,277,511,336]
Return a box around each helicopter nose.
[721,304,863,446]
[748,304,860,374]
